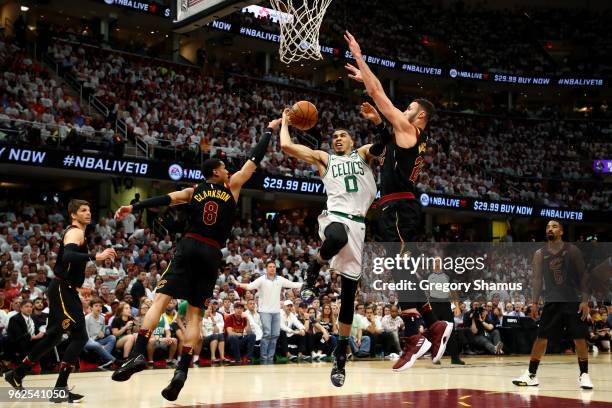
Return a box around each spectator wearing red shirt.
[224,302,255,363]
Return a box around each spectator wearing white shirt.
[238,254,255,275]
[158,235,173,254]
[9,243,22,262]
[244,298,263,342]
[199,300,226,364]
[232,261,302,364]
[121,213,136,236]
[226,250,242,267]
[23,275,44,301]
[96,218,113,242]
[363,305,384,357]
[98,258,122,288]
[82,263,97,290]
[279,299,306,361]
[381,305,404,356]
[503,302,525,317]
[350,304,371,358]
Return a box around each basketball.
[289,100,318,130]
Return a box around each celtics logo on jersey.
[322,151,377,216]
[330,152,365,193]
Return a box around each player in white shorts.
[279,103,388,387]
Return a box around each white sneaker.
[512,370,539,386]
[579,373,593,390]
[592,345,599,356]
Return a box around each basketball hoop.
[269,0,332,64]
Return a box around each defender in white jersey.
[279,103,384,388]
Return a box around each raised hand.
[344,31,362,59]
[360,102,382,125]
[268,118,283,131]
[96,248,117,262]
[114,205,133,221]
[282,108,293,126]
[345,63,363,82]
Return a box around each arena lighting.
[20,5,29,11]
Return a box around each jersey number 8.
[202,201,218,225]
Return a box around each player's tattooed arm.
[280,108,329,175]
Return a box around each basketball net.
[269,0,332,64]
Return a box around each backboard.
[173,0,262,32]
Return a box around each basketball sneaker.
[111,354,147,382]
[161,370,187,401]
[330,348,347,387]
[425,320,453,364]
[392,334,432,372]
[49,388,84,403]
[512,370,539,386]
[579,373,593,390]
[4,370,24,390]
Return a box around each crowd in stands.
[0,29,609,211]
[0,34,125,155]
[37,39,612,209]
[0,200,610,371]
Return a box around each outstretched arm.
[279,108,328,174]
[114,188,193,221]
[344,31,417,147]
[229,118,281,201]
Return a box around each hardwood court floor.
[3,354,611,407]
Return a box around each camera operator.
[470,306,504,355]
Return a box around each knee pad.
[338,277,358,325]
[320,222,349,260]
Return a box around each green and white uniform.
[319,150,377,280]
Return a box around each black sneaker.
[300,285,317,304]
[4,370,24,389]
[451,357,466,365]
[161,370,187,402]
[49,389,84,403]
[330,351,347,387]
[111,354,147,382]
